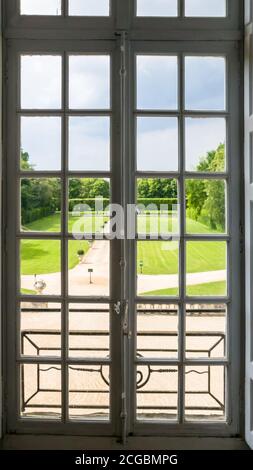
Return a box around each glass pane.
[137,365,178,421]
[21,0,61,15]
[69,365,110,420]
[21,56,62,109]
[68,304,110,359]
[20,240,61,296]
[185,304,226,359]
[68,240,110,296]
[69,55,110,109]
[21,178,61,232]
[185,0,226,17]
[137,304,178,359]
[69,117,110,171]
[21,117,61,171]
[185,179,226,234]
[185,366,226,421]
[137,56,178,110]
[185,118,226,172]
[69,0,110,16]
[20,302,61,357]
[137,117,178,171]
[20,364,61,419]
[137,241,179,297]
[185,56,226,111]
[137,178,179,236]
[186,241,227,297]
[68,178,110,234]
[137,0,178,17]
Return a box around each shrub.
[137,198,178,211]
[69,198,110,212]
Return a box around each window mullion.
[61,50,68,424]
[178,52,186,425]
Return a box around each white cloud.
[21,0,61,15]
[69,0,109,16]
[21,117,61,171]
[185,118,226,171]
[69,56,110,109]
[185,0,226,17]
[21,56,62,109]
[69,117,110,171]
[137,117,178,171]
[137,56,178,110]
[185,57,225,111]
[137,0,177,17]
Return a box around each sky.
[21,116,61,171]
[21,53,226,172]
[20,0,110,16]
[137,0,226,17]
[137,0,178,17]
[20,2,227,173]
[137,117,178,172]
[21,56,62,109]
[20,1,226,17]
[69,117,110,171]
[21,0,62,15]
[69,56,110,109]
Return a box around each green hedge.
[22,207,55,225]
[69,198,110,211]
[69,198,178,212]
[137,198,178,211]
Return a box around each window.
[3,0,242,442]
[20,0,110,16]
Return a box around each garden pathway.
[21,239,226,296]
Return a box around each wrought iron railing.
[20,307,226,417]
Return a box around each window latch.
[114,301,121,315]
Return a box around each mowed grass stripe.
[141,281,226,297]
[21,213,226,276]
[137,241,226,275]
[21,239,90,275]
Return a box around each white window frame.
[1,0,245,445]
[245,0,253,451]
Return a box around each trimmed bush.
[69,198,110,212]
[137,198,178,211]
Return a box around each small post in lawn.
[139,260,144,274]
[88,268,93,284]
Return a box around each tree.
[186,143,226,230]
[88,179,110,199]
[186,179,207,220]
[137,178,177,199]
[21,150,34,170]
[202,144,225,230]
[69,179,83,199]
[21,151,61,225]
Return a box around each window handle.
[114,301,121,315]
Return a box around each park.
[20,140,227,420]
[20,144,226,297]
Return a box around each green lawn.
[23,212,108,234]
[137,212,223,235]
[21,212,106,275]
[21,239,90,275]
[137,240,226,275]
[142,281,226,297]
[21,212,226,280]
[21,288,37,295]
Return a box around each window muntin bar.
[134,48,231,424]
[4,1,241,436]
[16,48,113,425]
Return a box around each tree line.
[21,144,225,231]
